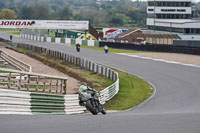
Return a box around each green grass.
[105,70,152,110]
[0,71,7,73]
[71,44,149,53]
[8,32,20,35]
[0,29,19,31]
[79,71,113,91]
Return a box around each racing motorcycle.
[76,43,80,52]
[78,84,106,115]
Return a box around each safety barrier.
[16,43,119,104]
[0,89,85,114]
[0,49,32,72]
[0,89,31,114]
[20,33,99,47]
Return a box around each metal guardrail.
[0,50,32,72]
[0,68,67,94]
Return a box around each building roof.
[117,29,141,38]
[143,34,180,39]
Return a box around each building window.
[185,29,190,34]
[196,29,200,34]
[148,14,155,18]
[148,9,154,12]
[155,14,191,19]
[153,2,191,7]
[148,2,155,6]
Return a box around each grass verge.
[8,32,20,35]
[105,70,152,110]
[0,29,19,31]
[15,47,113,91]
[8,46,152,110]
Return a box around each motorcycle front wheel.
[101,108,106,115]
[86,100,98,115]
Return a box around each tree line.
[1,0,147,27]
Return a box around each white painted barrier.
[88,40,95,46]
[37,36,40,41]
[64,95,86,114]
[55,38,61,43]
[65,38,71,44]
[0,89,86,115]
[41,36,44,42]
[0,89,31,114]
[31,35,33,40]
[20,33,99,47]
[34,36,37,41]
[76,39,82,45]
[46,37,51,42]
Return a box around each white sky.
[131,0,200,2]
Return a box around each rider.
[79,82,94,93]
[78,82,94,106]
[75,43,80,52]
[79,83,88,92]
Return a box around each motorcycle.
[76,46,80,52]
[78,85,106,115]
[76,43,80,52]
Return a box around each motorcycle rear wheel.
[86,100,98,115]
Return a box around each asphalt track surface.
[0,32,200,133]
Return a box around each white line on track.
[117,53,200,68]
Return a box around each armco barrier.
[0,49,32,72]
[16,43,119,104]
[0,89,32,114]
[0,89,85,114]
[20,33,99,47]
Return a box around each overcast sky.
[131,0,200,2]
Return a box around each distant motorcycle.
[78,84,106,115]
[76,43,80,52]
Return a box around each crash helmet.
[79,82,88,92]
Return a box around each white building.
[146,0,200,40]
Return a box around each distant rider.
[76,43,80,52]
[104,45,108,53]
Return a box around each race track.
[0,32,200,133]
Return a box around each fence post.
[8,72,11,89]
[96,64,99,73]
[56,79,59,94]
[18,73,22,90]
[36,76,39,92]
[27,75,30,91]
[101,66,104,75]
[92,63,95,72]
[108,69,111,79]
[60,79,63,94]
[64,79,67,94]
[43,77,46,92]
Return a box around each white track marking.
[117,53,200,68]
